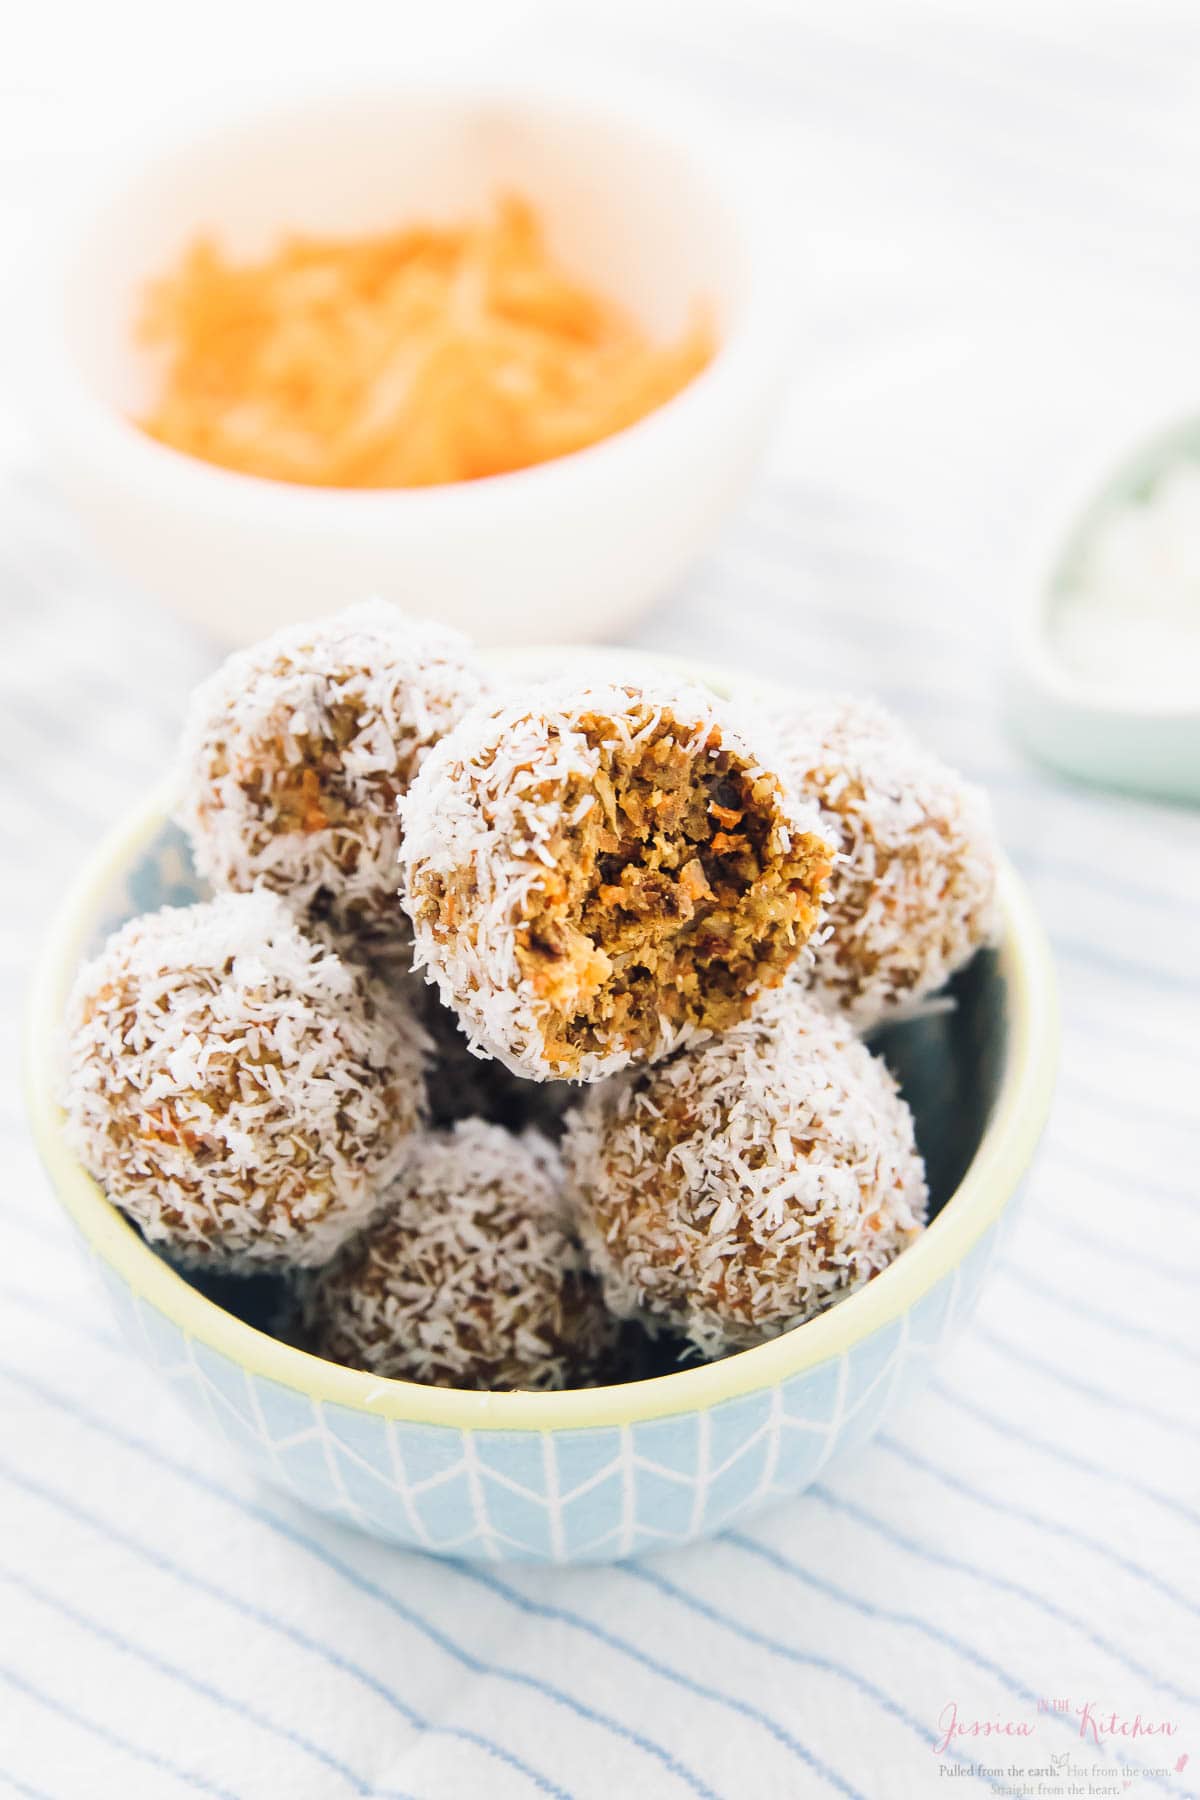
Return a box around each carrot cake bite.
[304,1120,617,1390]
[773,697,999,1029]
[563,985,928,1357]
[399,678,833,1081]
[63,891,426,1269]
[179,600,486,943]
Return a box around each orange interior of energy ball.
[512,711,830,1071]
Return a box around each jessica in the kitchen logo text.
[935,1699,1180,1756]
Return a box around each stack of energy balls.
[63,601,999,1391]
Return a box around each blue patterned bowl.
[26,662,1057,1563]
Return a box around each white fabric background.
[1,4,1198,1796]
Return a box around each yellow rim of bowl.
[25,664,1059,1431]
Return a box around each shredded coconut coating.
[177,599,487,943]
[315,919,580,1136]
[399,678,832,1082]
[563,985,928,1357]
[304,1121,619,1390]
[771,697,1000,1030]
[62,891,427,1271]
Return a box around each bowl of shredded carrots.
[30,82,787,646]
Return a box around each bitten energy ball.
[773,697,999,1030]
[63,891,426,1270]
[564,986,927,1356]
[400,679,832,1082]
[305,1121,618,1389]
[178,599,486,940]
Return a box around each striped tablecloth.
[2,6,1199,1796]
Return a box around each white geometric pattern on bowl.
[83,1220,1004,1563]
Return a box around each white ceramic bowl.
[25,82,786,648]
[1008,411,1200,804]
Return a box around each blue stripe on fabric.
[7,1322,842,1797]
[1059,1004,1199,1073]
[877,1436,1200,1622]
[637,1557,1185,1800]
[0,1362,717,1800]
[807,1487,1197,1711]
[725,1530,1046,1700]
[621,1564,1012,1797]
[2,685,163,786]
[0,1204,63,1249]
[926,1380,1200,1526]
[7,1328,832,1796]
[0,757,107,836]
[0,1564,373,1796]
[1013,849,1200,922]
[1049,932,1200,996]
[935,1368,1200,1526]
[251,1510,719,1800]
[722,1530,1191,1785]
[2,1313,1122,1800]
[970,1321,1200,1441]
[452,1562,862,1800]
[769,10,1200,202]
[0,1283,124,1352]
[0,1459,568,1800]
[1024,1204,1199,1288]
[1056,1073,1200,1137]
[0,1285,885,1799]
[0,1662,242,1800]
[0,1773,58,1800]
[996,1259,1200,1366]
[7,1284,1199,1756]
[44,665,189,747]
[1041,1141,1199,1212]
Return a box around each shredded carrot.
[135,196,715,488]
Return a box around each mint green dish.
[1009,410,1200,804]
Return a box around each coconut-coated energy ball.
[399,678,833,1083]
[311,921,581,1136]
[772,697,999,1031]
[304,1121,618,1390]
[563,986,927,1357]
[178,599,487,941]
[63,890,427,1270]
